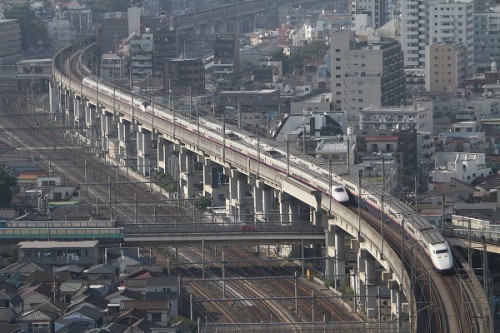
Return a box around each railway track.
[357,205,476,332]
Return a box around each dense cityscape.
[0,0,500,332]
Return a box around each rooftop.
[18,240,99,249]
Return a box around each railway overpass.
[47,26,490,333]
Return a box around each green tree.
[4,5,48,52]
[193,197,212,211]
[155,173,178,193]
[0,166,17,206]
[273,40,328,75]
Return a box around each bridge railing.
[445,228,500,245]
[122,221,325,235]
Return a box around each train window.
[435,249,447,254]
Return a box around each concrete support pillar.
[279,192,291,223]
[203,158,212,189]
[229,169,238,202]
[179,147,194,199]
[335,228,346,286]
[253,180,264,220]
[158,139,174,174]
[74,96,85,131]
[262,186,271,222]
[118,120,132,159]
[227,168,248,222]
[288,198,299,223]
[100,113,113,155]
[390,287,401,320]
[137,129,151,176]
[325,225,335,278]
[356,250,366,312]
[85,103,97,147]
[362,253,377,317]
[237,174,246,202]
[157,137,165,172]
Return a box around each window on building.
[151,313,162,322]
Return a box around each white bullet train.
[80,76,453,273]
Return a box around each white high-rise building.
[401,0,429,69]
[429,0,474,77]
[401,0,474,74]
[474,8,500,73]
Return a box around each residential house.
[124,265,164,276]
[17,241,99,267]
[429,152,491,190]
[55,305,104,331]
[114,307,147,326]
[110,249,150,275]
[120,300,172,326]
[0,261,48,280]
[106,288,144,316]
[17,302,67,333]
[59,281,85,303]
[0,290,23,315]
[18,283,54,310]
[68,290,109,315]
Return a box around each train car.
[331,185,349,203]
[77,70,452,273]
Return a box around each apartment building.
[400,0,428,69]
[330,30,405,130]
[474,8,500,73]
[429,0,474,77]
[213,35,240,80]
[359,103,433,133]
[0,19,21,58]
[425,43,468,93]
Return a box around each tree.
[4,5,48,52]
[0,166,17,206]
[155,173,178,193]
[193,197,212,211]
[273,41,328,75]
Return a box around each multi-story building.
[130,32,153,78]
[402,0,474,73]
[359,103,433,133]
[60,1,92,34]
[0,19,21,58]
[429,0,474,77]
[474,8,500,73]
[152,29,177,77]
[356,129,418,195]
[165,58,205,96]
[425,43,468,93]
[213,35,240,80]
[96,16,128,54]
[330,30,406,130]
[101,53,124,82]
[401,0,428,69]
[218,90,280,129]
[47,19,71,53]
[18,240,100,266]
[429,152,491,189]
[351,0,388,29]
